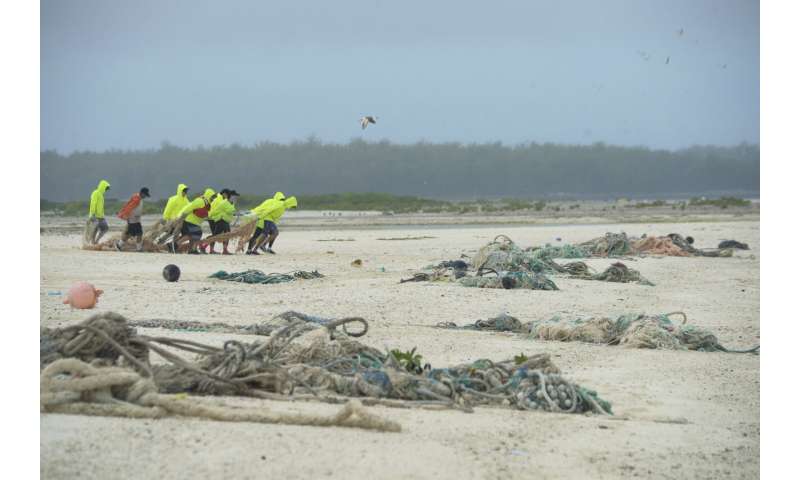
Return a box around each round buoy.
[63,282,103,309]
[163,264,181,282]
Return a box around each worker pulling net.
[437,312,759,353]
[82,215,259,253]
[40,311,613,421]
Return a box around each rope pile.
[579,232,634,257]
[437,312,759,353]
[209,270,324,284]
[459,272,559,290]
[579,262,655,286]
[41,311,613,420]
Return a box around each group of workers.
[86,180,297,255]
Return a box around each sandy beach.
[40,213,760,479]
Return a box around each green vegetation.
[38,192,756,217]
[390,348,424,373]
[237,192,450,213]
[633,200,667,208]
[40,198,165,217]
[688,196,752,209]
[40,192,532,216]
[41,140,759,202]
[514,353,529,365]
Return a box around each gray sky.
[41,0,759,153]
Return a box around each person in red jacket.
[116,187,150,251]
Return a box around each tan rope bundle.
[200,218,258,253]
[41,357,401,432]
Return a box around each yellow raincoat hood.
[88,180,110,218]
[162,183,190,220]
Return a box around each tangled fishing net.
[438,312,759,353]
[579,262,655,286]
[404,235,655,289]
[470,232,734,264]
[209,270,324,284]
[458,272,559,290]
[41,311,613,428]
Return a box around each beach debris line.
[209,269,323,284]
[437,312,759,353]
[40,311,613,419]
[129,311,369,338]
[376,236,437,241]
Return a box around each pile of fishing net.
[471,235,588,273]
[458,272,559,290]
[40,311,613,428]
[578,232,635,257]
[209,269,324,284]
[470,232,734,263]
[438,312,759,353]
[580,262,654,286]
[632,233,733,257]
[405,235,652,289]
[399,266,559,291]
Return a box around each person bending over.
[174,188,215,254]
[207,189,238,254]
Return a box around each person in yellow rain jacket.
[246,192,284,255]
[206,189,239,254]
[88,179,111,244]
[248,195,297,255]
[173,188,216,254]
[162,183,190,222]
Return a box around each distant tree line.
[40,139,759,202]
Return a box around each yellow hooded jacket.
[180,188,216,226]
[264,196,297,224]
[162,183,190,220]
[253,192,286,228]
[89,180,110,218]
[209,196,236,223]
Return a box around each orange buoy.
[63,282,104,309]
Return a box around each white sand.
[40,217,759,479]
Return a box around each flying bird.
[677,28,684,36]
[360,116,377,130]
[665,56,670,65]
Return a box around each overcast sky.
[41,0,759,153]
